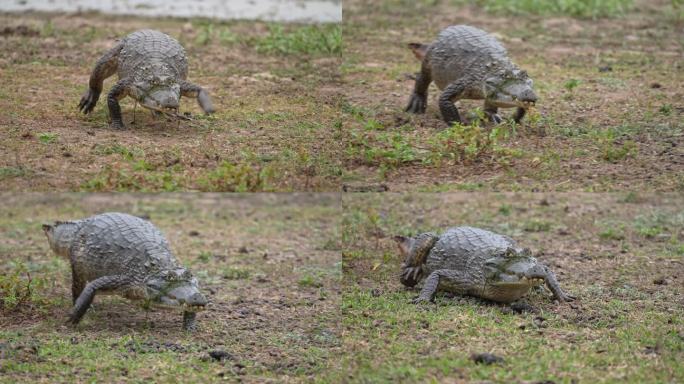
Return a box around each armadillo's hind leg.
[71,265,85,305]
[412,269,477,304]
[438,76,473,126]
[405,62,431,114]
[180,81,215,114]
[541,266,576,302]
[78,43,123,115]
[68,275,128,325]
[107,79,131,130]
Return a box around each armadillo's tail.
[408,43,429,61]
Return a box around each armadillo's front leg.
[69,275,129,325]
[513,107,526,124]
[180,81,215,114]
[543,267,576,302]
[484,101,502,124]
[78,43,123,114]
[405,62,431,114]
[183,311,197,331]
[438,77,472,126]
[107,79,130,130]
[412,269,478,304]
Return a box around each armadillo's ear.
[407,43,428,61]
[393,235,412,256]
[42,223,53,232]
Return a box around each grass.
[340,193,684,383]
[255,24,342,56]
[0,167,29,180]
[345,117,523,172]
[472,0,634,18]
[198,160,274,192]
[0,261,51,311]
[37,132,58,144]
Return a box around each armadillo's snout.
[520,89,538,105]
[161,95,179,109]
[186,292,207,307]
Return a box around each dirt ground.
[0,194,340,382]
[0,13,342,192]
[341,192,684,382]
[341,0,683,192]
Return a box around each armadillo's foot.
[555,291,577,302]
[183,311,197,331]
[109,120,126,130]
[411,296,433,305]
[405,93,427,114]
[78,89,100,115]
[485,111,503,124]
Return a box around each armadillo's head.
[485,248,545,287]
[394,232,439,287]
[144,267,207,312]
[42,221,79,258]
[484,68,537,110]
[130,63,181,112]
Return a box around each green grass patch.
[0,261,51,312]
[221,266,251,280]
[0,166,29,180]
[256,24,341,56]
[37,132,58,144]
[471,0,634,18]
[82,163,185,192]
[198,161,274,192]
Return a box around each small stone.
[188,230,200,237]
[653,277,668,285]
[650,82,662,89]
[471,353,504,365]
[209,350,233,362]
[509,302,540,314]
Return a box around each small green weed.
[81,163,184,192]
[426,121,515,165]
[222,267,250,280]
[197,251,212,263]
[523,219,552,232]
[599,225,625,240]
[0,262,49,311]
[564,78,581,91]
[198,161,273,192]
[92,143,142,161]
[38,132,57,144]
[659,104,673,116]
[0,166,28,179]
[299,274,324,288]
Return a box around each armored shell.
[70,212,180,289]
[424,226,517,288]
[118,29,188,82]
[428,25,510,90]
